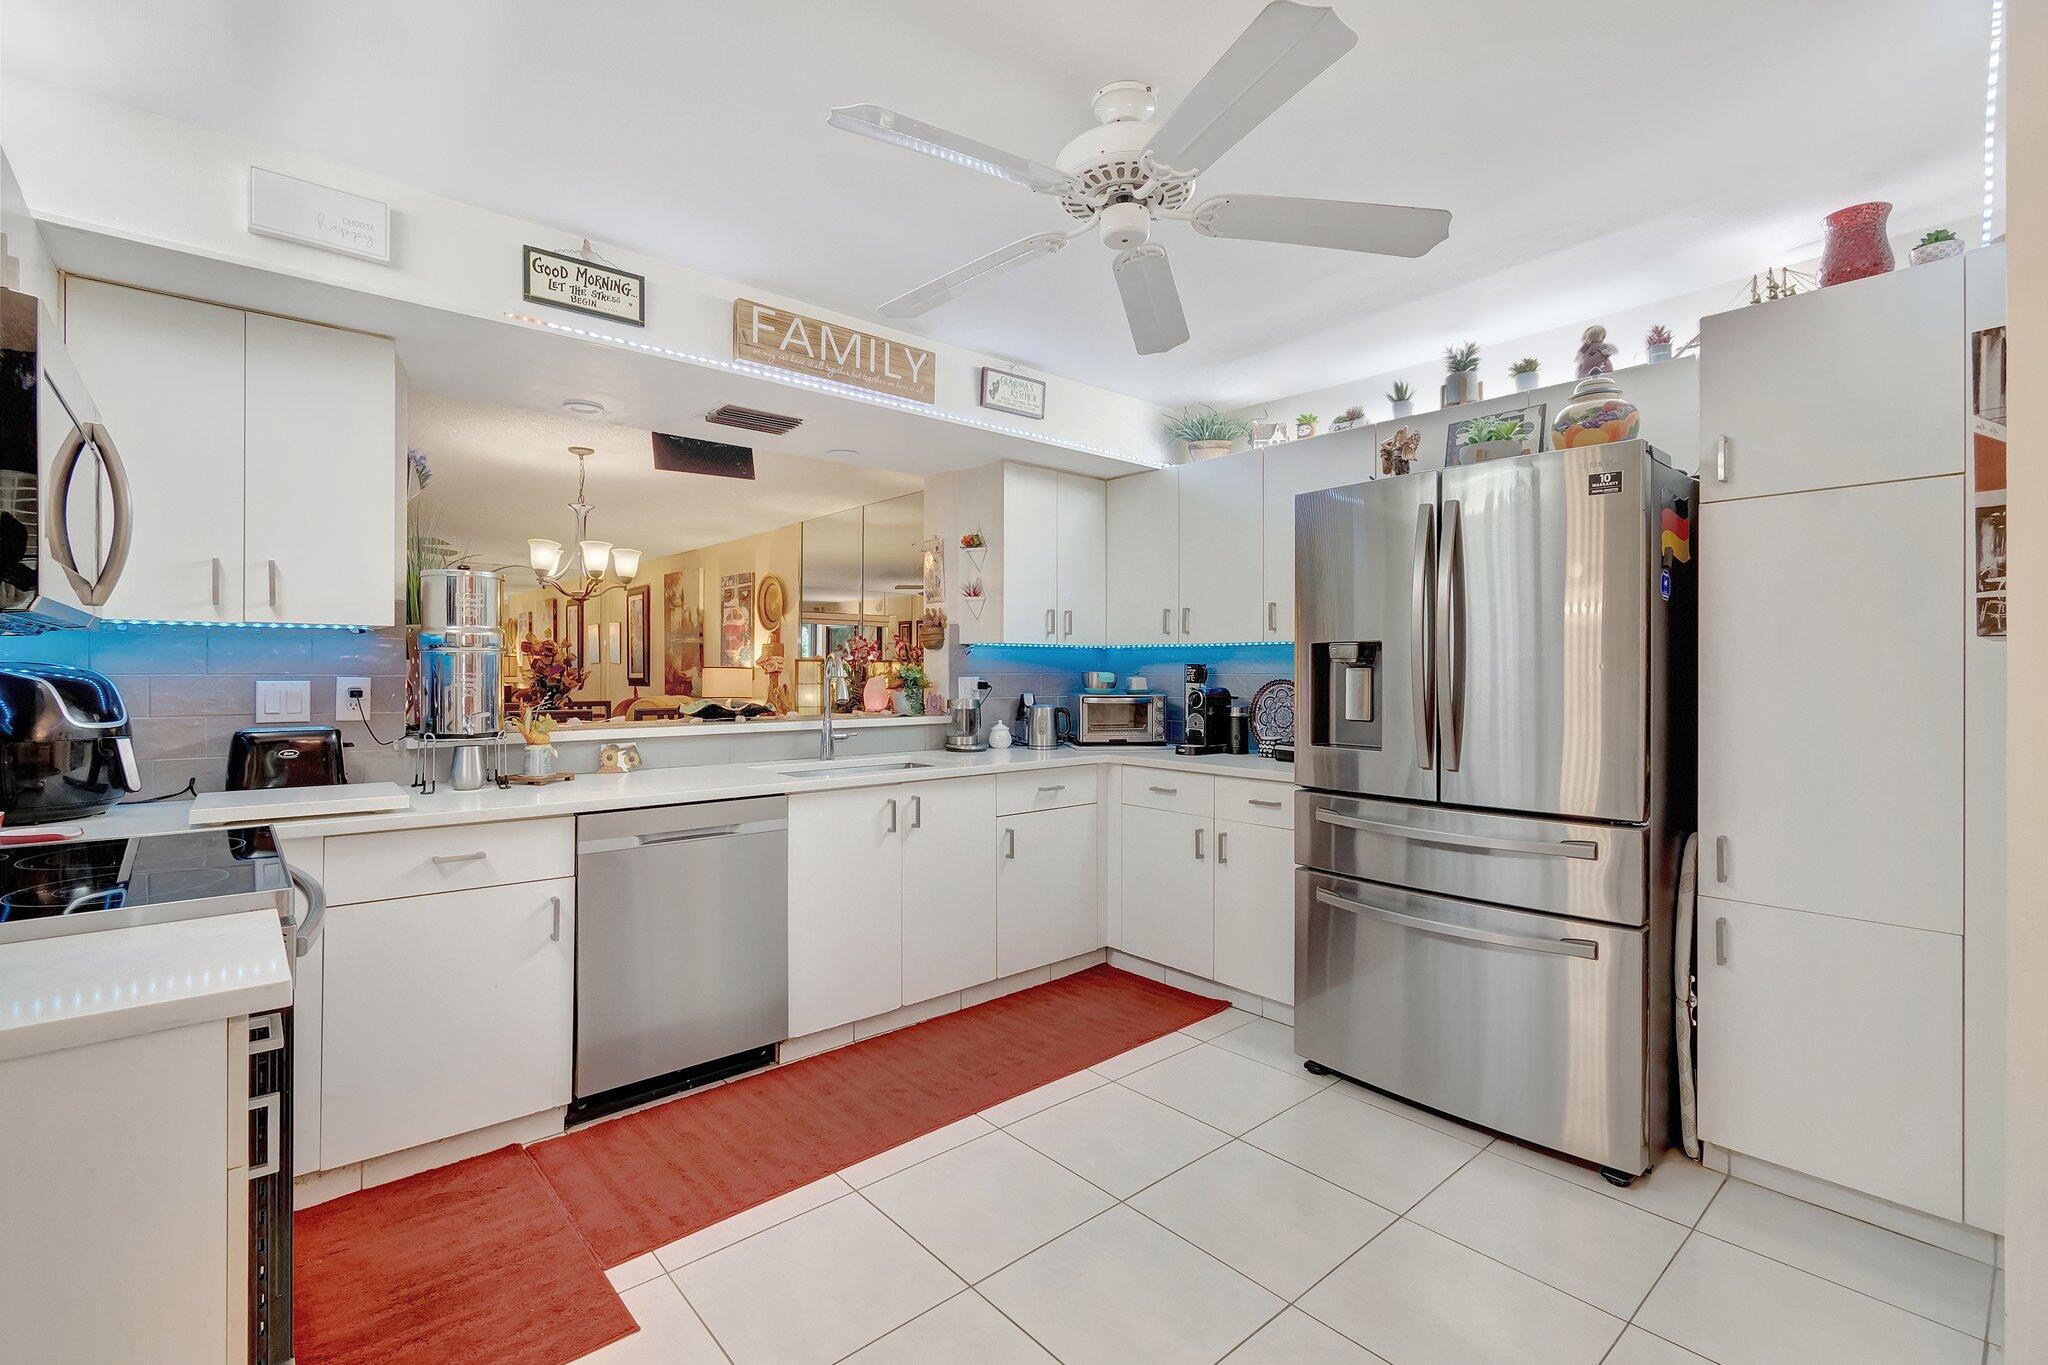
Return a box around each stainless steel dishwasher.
[571,796,788,1123]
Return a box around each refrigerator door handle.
[1313,807,1599,860]
[1315,887,1600,959]
[1411,502,1436,769]
[1437,497,1465,772]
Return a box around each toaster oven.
[1074,692,1166,745]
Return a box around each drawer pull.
[1715,916,1729,966]
[549,895,562,942]
[1148,785,1179,796]
[1313,809,1597,860]
[432,851,488,866]
[1249,798,1284,809]
[1036,784,1066,794]
[1004,827,1016,859]
[1315,888,1599,959]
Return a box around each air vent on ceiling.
[705,404,803,436]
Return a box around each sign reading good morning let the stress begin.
[523,246,646,326]
[731,299,936,405]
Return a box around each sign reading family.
[523,246,646,326]
[732,299,936,405]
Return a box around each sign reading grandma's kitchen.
[523,246,646,326]
[732,299,936,405]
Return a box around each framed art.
[626,584,652,686]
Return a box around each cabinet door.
[1108,468,1180,643]
[1178,452,1264,642]
[901,776,998,1004]
[1119,805,1214,976]
[1002,464,1061,641]
[789,785,905,1036]
[321,877,575,1167]
[1699,257,1963,501]
[1261,436,1369,640]
[1698,478,1964,932]
[1697,895,1962,1218]
[64,279,245,621]
[1056,473,1107,644]
[244,314,398,626]
[1213,820,1294,1004]
[998,803,1102,975]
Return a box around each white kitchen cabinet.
[1698,477,1964,933]
[64,278,245,622]
[1260,435,1370,639]
[1119,803,1214,977]
[244,313,399,626]
[1177,451,1264,642]
[1699,256,1964,501]
[901,776,998,1005]
[789,786,906,1037]
[278,834,324,1177]
[997,802,1101,975]
[321,877,575,1168]
[1697,895,1962,1219]
[1213,819,1294,1004]
[1056,472,1107,644]
[1107,468,1180,643]
[1003,464,1062,642]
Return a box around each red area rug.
[293,1145,634,1365]
[531,963,1227,1266]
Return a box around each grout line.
[663,1273,737,1364]
[654,1180,857,1274]
[1682,1228,1994,1343]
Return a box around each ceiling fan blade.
[827,104,1074,195]
[1191,194,1452,257]
[878,231,1070,318]
[1143,2,1355,176]
[1112,245,1190,355]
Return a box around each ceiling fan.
[826,1,1451,356]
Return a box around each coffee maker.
[1177,663,1233,755]
[945,679,993,752]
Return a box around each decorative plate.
[1251,678,1295,747]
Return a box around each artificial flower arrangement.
[511,636,588,712]
[509,705,557,747]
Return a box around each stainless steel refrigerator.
[1292,439,1696,1182]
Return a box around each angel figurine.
[1575,325,1618,378]
[1378,425,1420,477]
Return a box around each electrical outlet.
[335,676,373,720]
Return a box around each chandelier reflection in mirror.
[527,446,643,603]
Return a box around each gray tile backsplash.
[953,644,1296,747]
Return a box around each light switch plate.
[335,676,373,721]
[256,679,312,723]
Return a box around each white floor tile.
[1007,1082,1228,1198]
[1131,1141,1394,1299]
[674,1194,962,1365]
[1224,1307,1386,1363]
[978,1068,1109,1128]
[652,1175,852,1271]
[1209,1017,1315,1080]
[1299,1220,1624,1365]
[1986,1346,2002,1364]
[1089,1029,1200,1079]
[1243,1088,1482,1212]
[841,1289,1054,1363]
[838,1116,996,1189]
[1327,1078,1493,1145]
[573,1275,727,1364]
[1697,1178,1996,1336]
[1634,1234,1984,1365]
[863,1131,1114,1282]
[1600,1326,1713,1364]
[980,1206,1283,1365]
[1490,1140,1725,1227]
[1119,1042,1327,1135]
[604,1251,665,1292]
[1182,1006,1261,1041]
[1407,1151,1687,1319]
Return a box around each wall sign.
[979,366,1046,421]
[732,299,935,404]
[247,167,390,263]
[524,246,645,325]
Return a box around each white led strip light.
[1984,0,2004,245]
[502,312,1167,468]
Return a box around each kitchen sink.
[771,760,936,779]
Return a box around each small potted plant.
[1911,227,1963,266]
[894,661,930,715]
[1330,404,1367,433]
[1163,406,1251,461]
[1442,342,1482,406]
[1509,357,1542,392]
[1644,325,1674,364]
[1454,414,1534,465]
[1295,412,1319,439]
[1386,380,1415,419]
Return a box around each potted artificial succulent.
[1911,228,1963,267]
[1164,405,1252,461]
[1644,325,1673,364]
[1509,357,1542,392]
[1330,404,1367,433]
[1296,412,1319,439]
[1442,342,1482,406]
[1455,414,1534,465]
[1386,380,1415,419]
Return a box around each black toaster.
[227,724,347,790]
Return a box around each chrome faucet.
[819,705,841,760]
[821,656,847,759]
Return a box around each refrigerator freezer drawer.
[1295,790,1654,926]
[1295,868,1652,1173]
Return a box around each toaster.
[227,724,347,790]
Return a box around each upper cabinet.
[65,279,400,626]
[927,462,1106,645]
[1107,468,1178,643]
[1260,434,1370,640]
[1177,453,1263,642]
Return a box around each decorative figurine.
[1378,425,1420,477]
[1574,325,1618,378]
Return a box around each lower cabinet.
[1120,804,1215,978]
[321,877,575,1169]
[1213,820,1294,1004]
[902,777,999,1005]
[997,802,1101,976]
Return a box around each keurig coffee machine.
[1177,663,1233,755]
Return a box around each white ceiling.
[3,1,1989,409]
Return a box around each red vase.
[1819,201,1895,287]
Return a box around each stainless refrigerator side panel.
[1294,475,1439,801]
[1295,789,1653,926]
[1295,867,1652,1173]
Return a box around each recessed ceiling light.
[561,398,606,416]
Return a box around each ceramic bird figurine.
[1575,325,1618,378]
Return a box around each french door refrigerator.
[1292,439,1696,1181]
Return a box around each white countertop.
[0,909,292,1064]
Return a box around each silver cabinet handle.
[1267,600,1278,633]
[1045,607,1056,637]
[1037,784,1065,794]
[1249,798,1283,809]
[267,558,280,608]
[1714,835,1729,883]
[909,794,922,829]
[887,797,899,833]
[1317,887,1599,959]
[1218,830,1229,864]
[1063,609,1073,637]
[1437,497,1465,772]
[432,851,488,866]
[1314,808,1599,860]
[1004,827,1016,859]
[549,895,563,942]
[287,866,326,959]
[1715,916,1730,966]
[211,557,224,608]
[247,1092,282,1180]
[1715,434,1730,483]
[1149,785,1178,795]
[1194,826,1206,860]
[1181,606,1192,635]
[1162,607,1171,636]
[1411,501,1436,770]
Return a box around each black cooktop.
[0,825,289,944]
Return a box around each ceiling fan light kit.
[828,1,1451,355]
